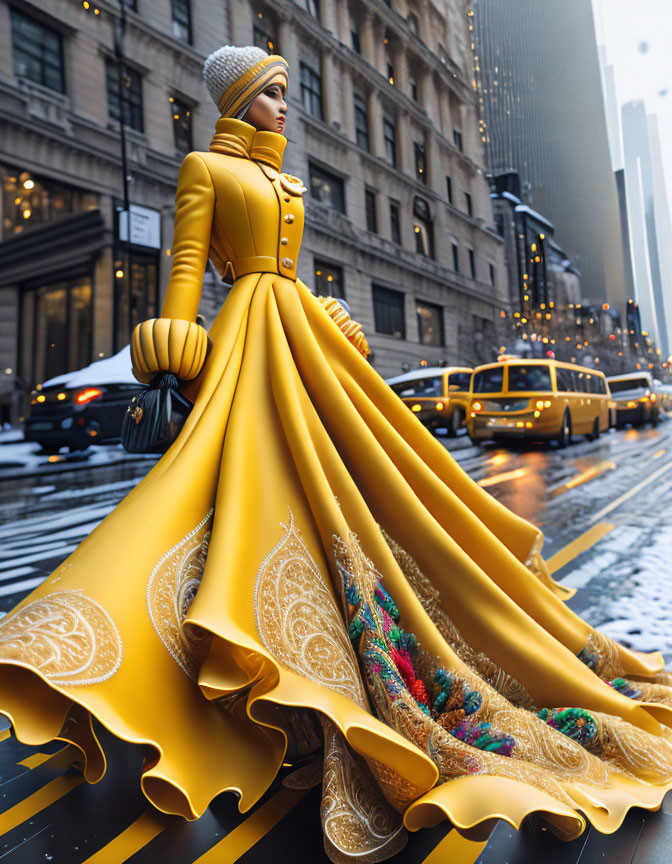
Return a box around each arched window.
[413,197,434,259]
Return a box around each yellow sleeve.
[161,152,215,321]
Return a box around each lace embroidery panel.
[321,719,407,864]
[254,509,367,707]
[147,510,213,681]
[0,589,122,686]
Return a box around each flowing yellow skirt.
[1,274,671,862]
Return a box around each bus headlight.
[435,402,444,411]
[472,401,482,412]
[411,404,422,412]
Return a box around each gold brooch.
[130,403,143,424]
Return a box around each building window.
[309,162,345,213]
[446,176,453,204]
[453,129,463,152]
[468,248,476,278]
[314,260,344,298]
[417,301,444,347]
[414,142,427,184]
[386,62,395,86]
[354,93,369,151]
[171,0,192,43]
[351,29,361,53]
[452,242,459,272]
[300,61,323,120]
[253,10,277,53]
[21,275,92,387]
[373,285,405,339]
[365,188,378,233]
[106,59,144,132]
[296,0,320,17]
[1,166,98,240]
[489,263,496,287]
[465,191,473,217]
[410,78,418,101]
[407,12,419,35]
[412,196,433,259]
[169,96,192,154]
[389,199,401,245]
[10,8,64,93]
[383,118,397,167]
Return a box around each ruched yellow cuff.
[130,318,208,384]
[318,297,370,358]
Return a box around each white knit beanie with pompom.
[203,46,269,113]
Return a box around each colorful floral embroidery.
[343,561,516,758]
[537,707,599,750]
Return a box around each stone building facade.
[0,0,506,421]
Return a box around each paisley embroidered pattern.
[577,629,623,679]
[321,719,407,864]
[147,510,213,680]
[0,590,122,686]
[254,509,367,707]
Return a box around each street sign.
[118,204,161,249]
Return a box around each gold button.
[284,214,294,223]
[281,238,288,245]
[281,257,293,268]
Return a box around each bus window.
[473,367,504,393]
[556,368,573,392]
[575,372,588,393]
[508,365,553,392]
[597,376,607,394]
[448,371,471,391]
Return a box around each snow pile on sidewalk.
[583,526,672,655]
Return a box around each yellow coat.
[1,118,671,857]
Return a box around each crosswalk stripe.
[0,772,83,834]
[0,575,45,597]
[81,807,172,864]
[17,752,57,770]
[421,828,488,863]
[193,787,309,864]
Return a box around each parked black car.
[607,372,660,428]
[24,347,141,453]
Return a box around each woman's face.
[245,83,287,134]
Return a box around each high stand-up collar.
[209,117,287,172]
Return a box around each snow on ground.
[0,437,153,475]
[582,525,672,654]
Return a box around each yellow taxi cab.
[386,366,472,436]
[467,358,610,448]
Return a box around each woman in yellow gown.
[1,45,672,863]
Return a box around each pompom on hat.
[203,45,289,119]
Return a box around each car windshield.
[390,376,443,397]
[507,365,553,392]
[472,367,504,393]
[448,372,471,390]
[608,378,649,393]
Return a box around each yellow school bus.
[386,366,472,436]
[467,358,610,447]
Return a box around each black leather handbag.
[121,372,193,454]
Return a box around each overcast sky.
[592,0,672,211]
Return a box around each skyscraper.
[621,101,672,356]
[472,0,626,309]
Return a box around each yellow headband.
[217,55,289,119]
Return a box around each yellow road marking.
[653,449,666,459]
[422,828,488,863]
[82,808,172,863]
[590,459,672,523]
[193,787,309,864]
[550,460,616,497]
[17,752,56,770]
[0,773,83,834]
[478,468,528,488]
[546,522,614,574]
